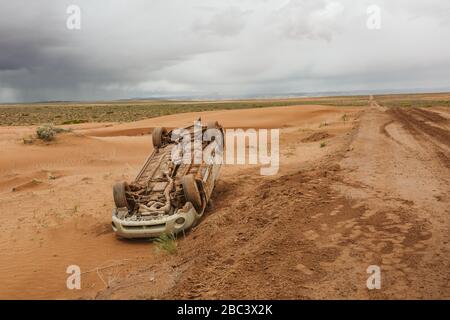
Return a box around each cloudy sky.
[1,0,450,102]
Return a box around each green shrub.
[35,124,71,141]
[36,124,55,141]
[154,233,177,254]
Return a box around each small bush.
[36,124,71,141]
[320,142,327,148]
[154,233,177,254]
[36,124,55,141]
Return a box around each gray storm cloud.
[0,0,450,102]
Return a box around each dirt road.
[0,101,448,299]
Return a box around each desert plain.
[0,93,449,299]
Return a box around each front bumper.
[111,203,201,238]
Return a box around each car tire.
[181,174,202,211]
[113,181,130,209]
[152,127,167,148]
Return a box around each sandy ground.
[0,101,448,299]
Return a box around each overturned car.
[111,120,223,238]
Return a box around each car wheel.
[113,181,130,209]
[181,174,202,211]
[152,127,167,148]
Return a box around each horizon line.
[1,87,450,105]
